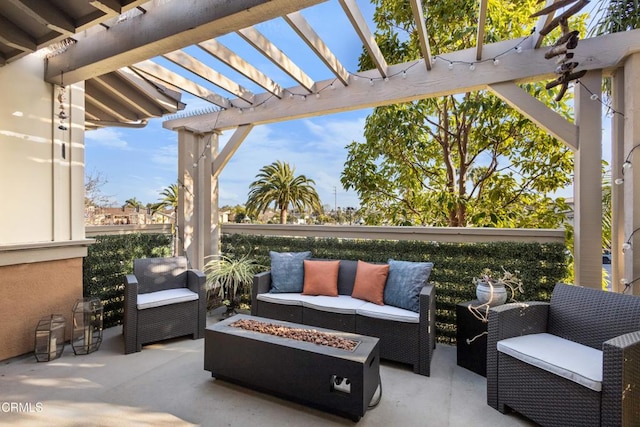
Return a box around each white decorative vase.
[476,280,508,306]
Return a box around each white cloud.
[85,128,131,150]
[216,114,367,208]
[150,144,178,169]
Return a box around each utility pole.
[333,186,337,212]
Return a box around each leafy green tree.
[246,161,322,224]
[591,0,640,35]
[340,0,579,228]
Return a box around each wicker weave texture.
[251,261,435,376]
[123,257,206,354]
[487,284,640,426]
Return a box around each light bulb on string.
[369,79,374,86]
[448,62,454,70]
[623,161,632,171]
[469,63,476,71]
[590,94,598,101]
[622,242,632,252]
[493,58,500,66]
[615,178,624,185]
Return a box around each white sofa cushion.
[257,293,311,306]
[497,333,603,392]
[301,295,367,314]
[356,302,420,323]
[137,288,199,310]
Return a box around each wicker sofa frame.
[251,259,436,376]
[487,283,640,426]
[124,257,206,354]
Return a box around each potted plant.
[203,254,264,318]
[468,268,524,325]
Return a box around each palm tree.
[246,161,322,224]
[124,197,144,210]
[154,183,179,213]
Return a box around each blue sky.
[85,1,609,209]
[85,0,375,209]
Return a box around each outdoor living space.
[2,1,640,426]
[0,309,535,427]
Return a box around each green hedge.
[222,233,569,344]
[83,233,172,328]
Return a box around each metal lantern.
[34,315,66,362]
[71,297,103,355]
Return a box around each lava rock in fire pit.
[231,318,358,351]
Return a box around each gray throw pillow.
[269,251,312,293]
[383,259,434,312]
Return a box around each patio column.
[177,127,215,270]
[574,70,603,289]
[611,68,625,292]
[623,54,640,295]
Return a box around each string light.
[622,228,640,253]
[225,33,535,115]
[436,33,531,71]
[614,143,640,185]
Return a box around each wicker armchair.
[124,257,206,354]
[487,283,640,426]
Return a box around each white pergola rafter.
[284,11,350,86]
[410,0,432,70]
[131,60,231,108]
[197,38,285,99]
[237,26,316,93]
[45,0,327,85]
[165,30,640,132]
[162,50,255,104]
[476,0,489,60]
[338,0,388,78]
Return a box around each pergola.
[2,0,639,293]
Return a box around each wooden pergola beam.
[338,0,388,78]
[198,38,284,99]
[488,82,578,150]
[46,0,326,85]
[476,0,488,60]
[284,11,350,86]
[165,29,640,132]
[163,50,255,104]
[237,26,316,93]
[131,60,230,108]
[410,0,432,70]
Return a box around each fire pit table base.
[204,314,380,421]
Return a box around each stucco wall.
[0,258,83,361]
[0,54,89,360]
[0,54,85,244]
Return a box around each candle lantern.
[71,297,103,355]
[34,315,66,362]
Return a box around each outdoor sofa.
[487,283,640,426]
[123,256,206,354]
[251,253,436,376]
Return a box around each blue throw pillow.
[383,259,434,312]
[269,251,312,293]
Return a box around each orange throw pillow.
[351,261,390,305]
[302,260,340,296]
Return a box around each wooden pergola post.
[574,70,603,289]
[177,127,216,270]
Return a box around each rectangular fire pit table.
[204,314,380,421]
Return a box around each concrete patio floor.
[1,312,536,426]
